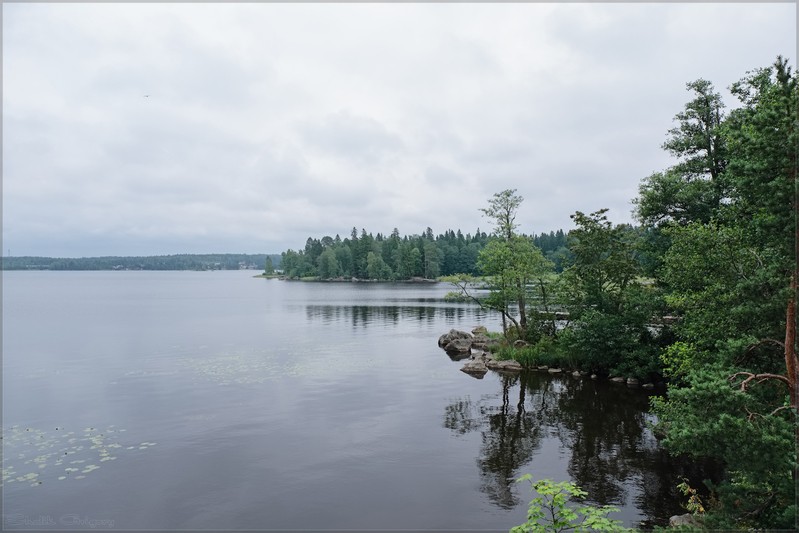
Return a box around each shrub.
[510,474,630,532]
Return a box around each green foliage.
[652,367,796,529]
[478,235,554,339]
[563,209,640,316]
[510,474,630,533]
[676,478,706,515]
[481,189,523,241]
[496,337,564,369]
[642,57,797,530]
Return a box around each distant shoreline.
[253,274,439,283]
[1,253,279,271]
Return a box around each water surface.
[3,271,693,530]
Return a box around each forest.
[276,227,570,280]
[280,57,798,531]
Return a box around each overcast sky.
[3,2,796,257]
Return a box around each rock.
[486,359,523,372]
[627,378,640,387]
[610,377,626,384]
[471,326,488,335]
[642,383,655,390]
[669,513,700,528]
[590,374,598,380]
[537,365,549,371]
[471,334,490,350]
[513,340,529,348]
[460,359,488,378]
[548,368,562,374]
[444,338,472,356]
[572,371,582,378]
[438,329,472,348]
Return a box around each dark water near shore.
[2,271,697,531]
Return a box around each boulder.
[471,326,488,335]
[438,329,472,347]
[642,383,655,390]
[537,365,549,371]
[610,377,626,384]
[572,371,582,378]
[548,368,563,374]
[444,338,472,357]
[460,359,488,378]
[590,374,598,380]
[471,334,490,350]
[627,378,640,387]
[669,514,700,528]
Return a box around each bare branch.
[729,371,791,393]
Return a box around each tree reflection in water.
[443,372,718,526]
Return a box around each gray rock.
[548,368,563,374]
[642,383,655,390]
[471,334,489,350]
[486,359,523,372]
[590,374,598,380]
[669,513,700,528]
[537,365,549,371]
[610,377,626,384]
[471,326,488,335]
[627,378,640,387]
[460,359,488,378]
[438,329,472,347]
[444,338,472,356]
[572,371,582,378]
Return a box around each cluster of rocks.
[437,328,521,378]
[608,376,658,389]
[438,328,663,389]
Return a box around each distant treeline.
[279,227,571,280]
[1,254,282,271]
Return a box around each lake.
[2,270,696,531]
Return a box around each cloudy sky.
[3,2,796,257]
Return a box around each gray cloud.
[2,2,795,256]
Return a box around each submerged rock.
[485,359,523,372]
[610,377,626,384]
[460,359,488,378]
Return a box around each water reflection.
[304,304,492,327]
[443,372,715,526]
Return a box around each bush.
[492,337,565,368]
[511,474,630,532]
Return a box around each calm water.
[2,271,694,531]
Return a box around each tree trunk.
[786,274,797,410]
